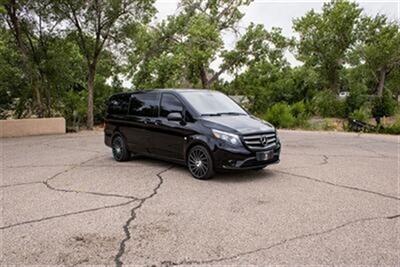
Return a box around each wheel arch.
[185,138,215,164]
[111,128,126,142]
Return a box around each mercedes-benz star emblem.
[260,135,268,146]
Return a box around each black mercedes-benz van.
[104,89,280,179]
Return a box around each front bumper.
[212,142,281,170]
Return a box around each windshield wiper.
[201,113,221,116]
[217,112,246,116]
[201,112,246,116]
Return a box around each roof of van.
[109,89,217,99]
[113,89,215,95]
[136,88,213,93]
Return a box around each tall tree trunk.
[376,67,386,97]
[87,64,96,130]
[200,66,209,89]
[331,68,339,93]
[32,81,44,117]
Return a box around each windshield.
[179,91,247,116]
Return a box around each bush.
[311,90,346,118]
[349,105,371,122]
[61,89,87,128]
[371,91,397,121]
[263,101,310,128]
[263,103,295,128]
[290,101,310,127]
[380,115,400,135]
[345,85,369,115]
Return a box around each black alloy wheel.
[187,145,215,179]
[112,135,130,162]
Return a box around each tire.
[187,145,215,180]
[111,134,130,162]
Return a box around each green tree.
[51,0,155,129]
[129,0,257,89]
[355,15,400,97]
[293,0,362,93]
[0,26,28,118]
[1,0,86,117]
[1,0,49,116]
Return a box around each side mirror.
[167,112,183,121]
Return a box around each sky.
[123,0,400,86]
[154,0,399,39]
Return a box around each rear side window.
[129,92,159,117]
[107,94,130,115]
[160,94,183,117]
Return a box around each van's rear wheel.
[187,145,214,179]
[112,135,130,162]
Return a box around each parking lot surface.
[1,130,399,265]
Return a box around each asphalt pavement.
[1,130,399,265]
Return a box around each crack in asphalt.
[114,166,173,267]
[275,170,400,201]
[41,155,139,200]
[2,133,398,265]
[160,213,400,266]
[0,181,42,189]
[0,154,141,231]
[0,199,138,230]
[5,164,76,168]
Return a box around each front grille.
[242,132,277,151]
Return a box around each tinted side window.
[160,94,183,117]
[107,94,130,115]
[129,92,159,117]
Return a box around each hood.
[200,115,275,135]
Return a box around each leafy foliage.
[310,90,346,118]
[293,0,362,92]
[349,106,371,122]
[371,91,397,120]
[0,0,399,133]
[263,101,310,128]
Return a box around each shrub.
[311,90,346,118]
[263,103,295,128]
[263,101,310,128]
[290,101,310,127]
[290,101,306,118]
[345,85,369,115]
[380,115,400,135]
[371,91,397,121]
[349,105,371,122]
[61,89,87,127]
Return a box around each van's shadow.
[171,164,275,183]
[105,155,276,184]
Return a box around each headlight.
[212,129,241,146]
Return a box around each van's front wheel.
[187,145,215,179]
[112,135,130,162]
